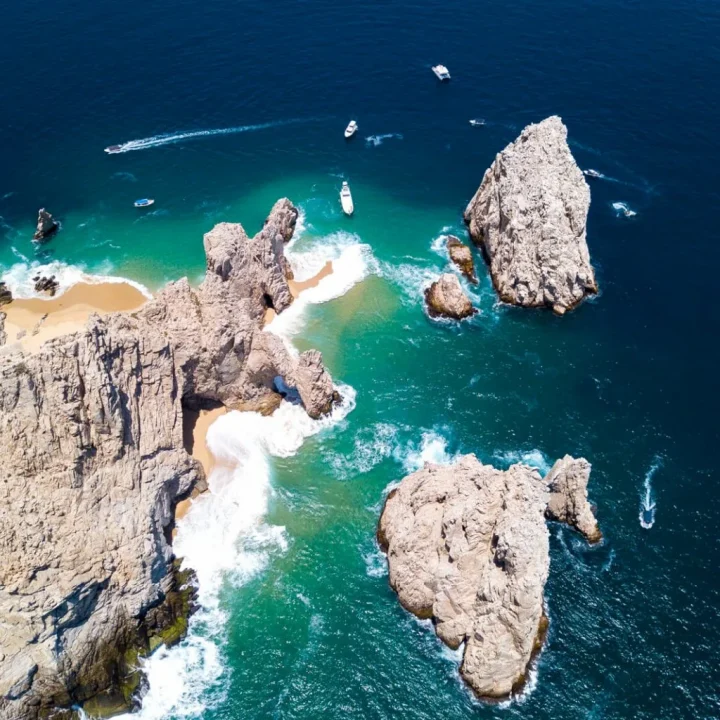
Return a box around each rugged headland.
[0,200,338,719]
[378,453,600,700]
[464,116,598,314]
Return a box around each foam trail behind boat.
[640,456,662,529]
[105,118,319,153]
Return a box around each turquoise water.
[3,0,720,717]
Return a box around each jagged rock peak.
[33,208,59,241]
[424,273,476,320]
[545,455,602,543]
[464,116,597,314]
[446,235,478,284]
[378,455,550,699]
[0,200,337,718]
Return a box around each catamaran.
[432,64,451,81]
[340,182,354,216]
[344,120,358,138]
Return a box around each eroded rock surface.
[446,235,477,284]
[546,455,602,543]
[0,199,338,719]
[424,273,476,320]
[33,208,59,242]
[464,116,597,314]
[378,452,601,700]
[32,274,59,296]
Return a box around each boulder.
[545,455,602,543]
[424,273,476,320]
[0,283,11,306]
[464,116,597,314]
[446,235,477,284]
[32,208,59,241]
[32,274,59,297]
[378,456,549,699]
[0,199,339,719]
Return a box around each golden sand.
[2,281,148,353]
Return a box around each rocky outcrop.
[424,273,476,320]
[0,313,5,347]
[32,209,59,242]
[546,455,601,543]
[464,116,597,315]
[32,274,59,297]
[0,283,11,306]
[446,235,477,284]
[378,453,601,700]
[0,199,338,719]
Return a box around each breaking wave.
[365,133,403,147]
[611,201,637,218]
[493,448,552,475]
[395,429,455,474]
[640,456,662,529]
[0,254,152,299]
[116,388,357,720]
[104,118,317,153]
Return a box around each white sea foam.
[118,387,357,720]
[611,201,637,218]
[365,133,403,147]
[493,448,552,475]
[267,230,375,339]
[329,422,400,480]
[105,118,316,153]
[378,260,438,306]
[0,257,153,300]
[395,430,455,474]
[429,227,454,256]
[640,455,662,529]
[362,543,388,578]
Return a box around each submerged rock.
[464,116,597,314]
[545,455,602,543]
[378,452,602,700]
[0,199,339,718]
[424,273,476,320]
[32,274,59,296]
[32,208,59,241]
[446,235,477,284]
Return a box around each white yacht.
[344,120,358,138]
[340,181,354,215]
[469,118,486,127]
[584,169,603,179]
[432,64,451,81]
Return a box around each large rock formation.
[446,235,477,284]
[0,199,338,719]
[424,273,476,320]
[33,209,59,242]
[378,453,600,700]
[464,116,598,315]
[0,283,11,306]
[546,455,602,543]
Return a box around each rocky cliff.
[0,199,338,719]
[33,209,59,242]
[378,453,600,700]
[464,116,598,314]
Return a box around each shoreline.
[1,281,148,353]
[264,260,333,325]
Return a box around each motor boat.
[340,182,354,216]
[104,145,123,154]
[432,64,451,81]
[469,118,486,127]
[344,120,358,139]
[134,198,155,208]
[583,169,603,179]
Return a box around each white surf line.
[105,118,320,153]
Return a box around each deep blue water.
[2,0,720,718]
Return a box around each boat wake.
[640,456,662,529]
[104,118,317,153]
[612,201,637,218]
[365,133,403,147]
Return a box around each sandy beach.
[1,281,148,353]
[264,260,333,325]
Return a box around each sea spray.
[640,456,662,529]
[394,429,456,474]
[115,388,357,720]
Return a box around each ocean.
[2,0,719,717]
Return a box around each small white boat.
[432,64,451,81]
[134,198,155,208]
[469,118,486,127]
[105,144,123,154]
[340,182,354,216]
[344,120,358,139]
[584,169,603,179]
